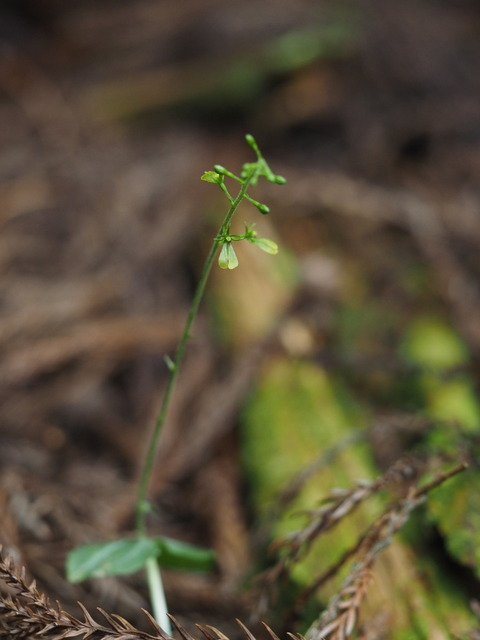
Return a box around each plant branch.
[135,169,256,536]
[133,163,263,631]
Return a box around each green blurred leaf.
[427,470,480,577]
[251,237,278,255]
[156,537,215,572]
[67,538,158,583]
[242,359,375,585]
[401,315,480,574]
[265,21,360,72]
[402,317,480,431]
[402,316,469,370]
[67,536,215,584]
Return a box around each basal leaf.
[67,535,214,584]
[67,537,158,583]
[156,536,215,572]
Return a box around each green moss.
[401,315,480,575]
[242,357,378,587]
[402,316,469,370]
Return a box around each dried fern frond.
[271,434,364,517]
[306,487,424,640]
[0,549,169,640]
[304,463,467,640]
[257,460,466,633]
[258,457,423,609]
[271,455,428,566]
[0,549,269,640]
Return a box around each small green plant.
[66,134,285,633]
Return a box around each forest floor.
[1,1,480,638]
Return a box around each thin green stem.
[145,557,171,635]
[135,169,256,536]
[136,169,256,628]
[133,161,259,629]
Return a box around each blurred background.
[1,0,480,637]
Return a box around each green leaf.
[156,537,215,572]
[67,538,158,583]
[201,171,221,184]
[218,242,239,269]
[251,237,278,255]
[67,536,215,583]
